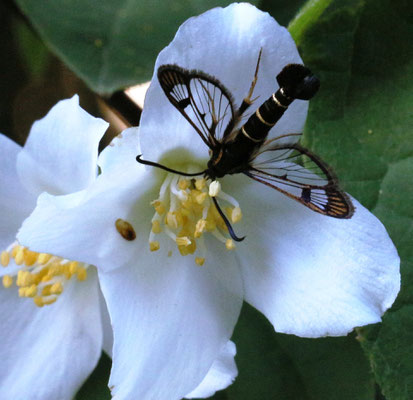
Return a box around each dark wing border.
[158,64,236,149]
[245,143,354,219]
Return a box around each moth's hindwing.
[158,65,236,148]
[245,141,354,218]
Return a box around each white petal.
[98,127,140,175]
[226,174,400,337]
[185,341,237,399]
[18,163,158,273]
[140,3,307,164]
[99,243,243,400]
[16,95,108,197]
[0,134,36,250]
[99,285,114,357]
[0,268,102,400]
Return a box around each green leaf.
[75,352,111,400]
[290,0,413,398]
[224,304,374,400]
[14,0,258,94]
[260,0,307,27]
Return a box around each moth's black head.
[276,64,320,100]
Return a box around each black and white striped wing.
[245,142,354,218]
[158,65,236,148]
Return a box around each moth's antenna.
[212,197,245,242]
[136,155,206,177]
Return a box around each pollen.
[1,251,9,267]
[150,241,160,252]
[151,220,162,234]
[149,173,242,265]
[0,242,90,307]
[2,275,13,288]
[195,257,205,266]
[226,239,236,250]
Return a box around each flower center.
[149,173,242,265]
[1,242,89,307]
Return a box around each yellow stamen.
[150,241,160,252]
[178,179,189,190]
[2,275,13,288]
[195,192,207,205]
[15,248,25,265]
[152,220,162,234]
[151,200,166,215]
[1,251,9,267]
[42,297,57,306]
[23,285,37,298]
[69,261,79,274]
[166,212,183,230]
[231,206,242,223]
[226,239,236,250]
[195,178,206,190]
[149,173,243,265]
[11,246,19,258]
[33,296,44,307]
[51,282,64,294]
[24,250,38,266]
[194,219,207,238]
[38,253,52,265]
[176,236,191,247]
[77,267,87,281]
[195,257,205,266]
[1,243,90,307]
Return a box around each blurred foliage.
[14,0,259,94]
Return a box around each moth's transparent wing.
[158,65,236,147]
[246,141,354,218]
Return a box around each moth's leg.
[136,155,205,177]
[237,48,262,116]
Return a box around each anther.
[209,181,221,197]
[24,250,37,266]
[1,251,9,267]
[152,220,162,234]
[195,257,205,266]
[38,253,52,265]
[151,200,166,215]
[2,275,13,288]
[195,178,206,190]
[150,241,160,252]
[69,261,79,274]
[15,248,25,265]
[77,267,87,281]
[166,212,183,229]
[226,239,236,250]
[176,236,191,247]
[178,179,189,190]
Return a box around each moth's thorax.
[207,142,253,180]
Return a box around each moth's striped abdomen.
[239,88,293,143]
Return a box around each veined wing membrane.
[158,65,235,147]
[246,143,354,218]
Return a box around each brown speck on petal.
[115,218,136,241]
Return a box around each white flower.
[18,4,400,400]
[0,96,114,399]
